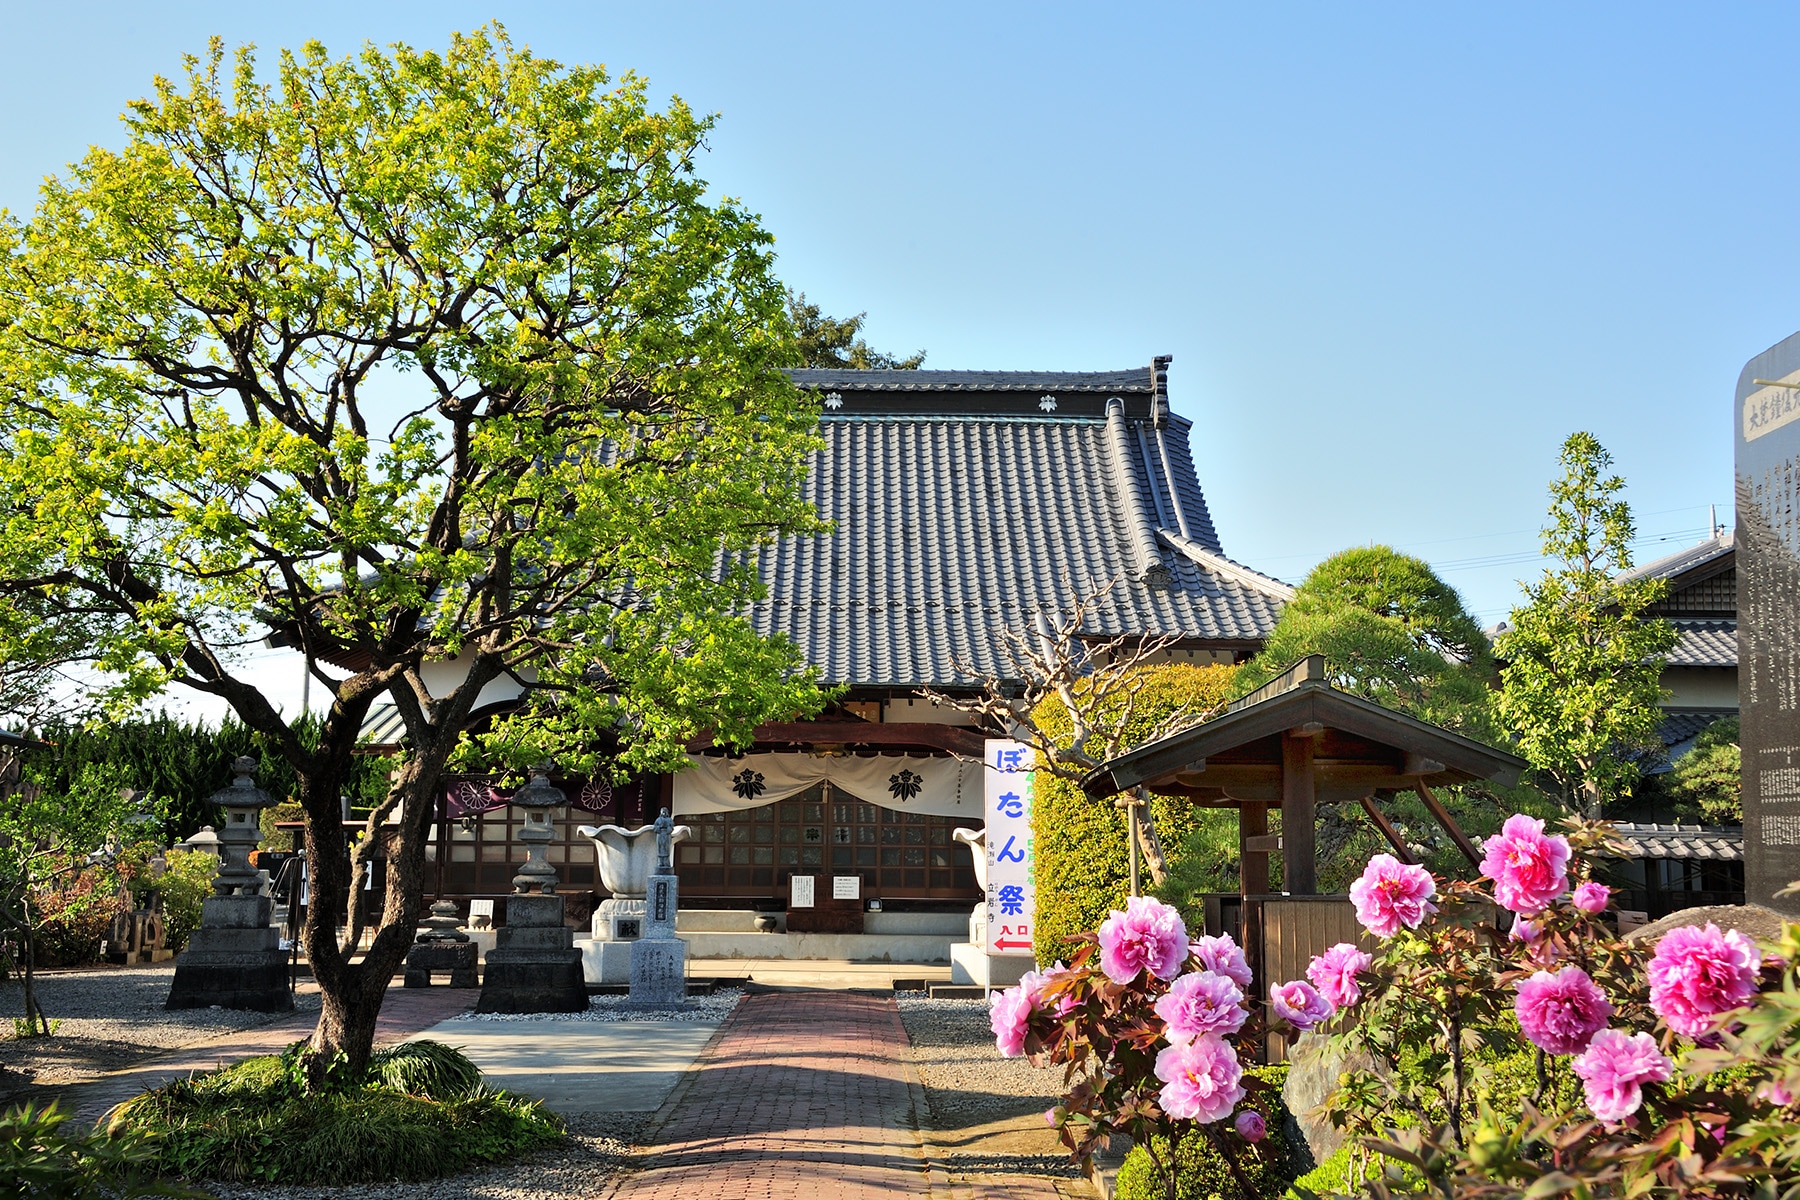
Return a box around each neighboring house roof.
[1666,619,1737,668]
[1601,822,1743,862]
[1657,707,1736,749]
[0,729,47,750]
[1618,530,1734,590]
[753,365,1288,689]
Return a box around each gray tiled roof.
[1603,823,1743,862]
[1668,619,1737,667]
[788,367,1153,394]
[1618,532,1734,585]
[1657,708,1736,750]
[743,371,1288,688]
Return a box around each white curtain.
[673,752,983,819]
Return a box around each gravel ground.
[206,1111,649,1200]
[468,988,741,1023]
[0,966,319,1092]
[897,993,1081,1180]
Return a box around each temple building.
[369,360,1290,937]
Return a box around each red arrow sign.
[992,937,1032,951]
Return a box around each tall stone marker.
[1736,332,1800,915]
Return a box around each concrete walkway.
[414,1017,721,1114]
[59,986,477,1125]
[608,991,932,1199]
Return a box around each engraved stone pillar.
[627,808,690,1009]
[166,757,292,1011]
[476,764,588,1013]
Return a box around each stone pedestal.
[406,940,479,987]
[626,873,689,1009]
[476,894,587,1013]
[949,942,1032,989]
[166,894,292,1011]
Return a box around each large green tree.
[1495,433,1677,816]
[1232,545,1498,739]
[786,289,925,369]
[0,30,824,1078]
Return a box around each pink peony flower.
[1031,962,1081,1017]
[1269,978,1334,1031]
[1509,914,1563,966]
[1349,854,1438,938]
[1155,970,1248,1041]
[1572,1028,1673,1122]
[1044,1107,1059,1126]
[1097,896,1189,985]
[1479,814,1571,915]
[1759,1078,1795,1107]
[1307,942,1373,1009]
[1514,966,1612,1056]
[1647,923,1761,1037]
[990,983,1033,1057]
[1571,881,1611,914]
[1154,1033,1244,1123]
[1234,1109,1267,1142]
[1190,934,1254,991]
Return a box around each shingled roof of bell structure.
[746,364,1290,689]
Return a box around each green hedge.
[1031,664,1236,966]
[1115,1064,1295,1200]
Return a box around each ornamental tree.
[0,29,825,1080]
[1496,433,1677,817]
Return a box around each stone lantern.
[166,757,292,1011]
[474,763,588,1013]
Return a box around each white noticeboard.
[468,898,495,929]
[983,738,1036,956]
[832,875,861,900]
[790,875,816,908]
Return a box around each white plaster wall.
[882,697,978,726]
[418,654,529,709]
[1661,666,1738,710]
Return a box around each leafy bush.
[107,1049,560,1184]
[1031,664,1235,964]
[1115,1065,1294,1200]
[369,1041,483,1100]
[150,850,215,952]
[1664,716,1740,823]
[32,880,123,968]
[0,1100,190,1200]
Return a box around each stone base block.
[166,950,293,1011]
[405,940,479,988]
[505,893,567,928]
[949,942,1032,988]
[201,894,274,928]
[593,897,647,942]
[627,937,690,1009]
[576,937,633,984]
[475,949,588,1013]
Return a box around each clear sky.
[1,3,1788,718]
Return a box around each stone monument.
[475,764,588,1013]
[166,757,292,1011]
[626,807,690,1008]
[574,816,691,984]
[404,899,478,988]
[1736,333,1800,916]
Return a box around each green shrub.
[1031,664,1235,965]
[369,1041,483,1100]
[0,1100,191,1200]
[106,1050,560,1184]
[32,883,123,968]
[1114,1065,1294,1200]
[1288,1141,1423,1198]
[150,850,215,952]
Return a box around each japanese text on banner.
[984,739,1035,956]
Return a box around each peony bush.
[988,895,1276,1200]
[1267,815,1800,1197]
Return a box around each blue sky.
[1,4,1789,712]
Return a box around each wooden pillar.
[1239,802,1270,896]
[1282,730,1317,895]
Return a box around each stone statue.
[654,807,674,874]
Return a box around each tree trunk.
[1134,786,1171,888]
[19,897,47,1037]
[299,724,459,1081]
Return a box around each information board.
[983,739,1036,956]
[1736,333,1800,915]
[790,875,815,909]
[832,875,861,900]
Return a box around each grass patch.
[106,1042,562,1185]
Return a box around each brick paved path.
[612,990,933,1199]
[61,984,476,1125]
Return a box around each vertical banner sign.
[1736,333,1800,916]
[984,739,1036,956]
